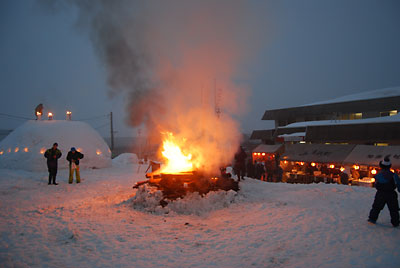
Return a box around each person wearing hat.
[44,143,62,185]
[368,157,400,227]
[66,147,84,184]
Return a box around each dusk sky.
[1,0,400,138]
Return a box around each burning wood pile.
[133,132,239,205]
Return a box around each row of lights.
[281,161,381,174]
[36,111,72,120]
[0,147,102,155]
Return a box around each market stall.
[280,143,355,184]
[343,145,400,187]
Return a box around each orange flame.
[159,132,193,173]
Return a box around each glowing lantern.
[24,147,29,152]
[340,167,345,172]
[96,149,102,155]
[371,178,375,183]
[371,169,377,175]
[261,153,266,156]
[0,151,3,155]
[36,111,42,120]
[353,165,360,170]
[257,153,261,156]
[14,147,19,153]
[253,152,256,156]
[48,112,53,120]
[311,162,316,167]
[66,111,72,120]
[390,169,395,173]
[300,162,304,166]
[77,148,82,152]
[329,164,335,169]
[40,148,46,154]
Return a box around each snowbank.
[0,120,111,171]
[131,184,238,215]
[112,153,139,166]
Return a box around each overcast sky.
[1,0,400,137]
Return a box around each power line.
[94,123,109,130]
[0,113,32,121]
[76,114,109,121]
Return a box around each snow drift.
[0,120,111,171]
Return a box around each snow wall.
[0,120,112,171]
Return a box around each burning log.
[133,170,239,204]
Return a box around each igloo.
[0,120,111,171]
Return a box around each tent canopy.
[252,144,283,154]
[344,145,400,168]
[281,144,355,164]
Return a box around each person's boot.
[48,175,52,185]
[52,177,58,185]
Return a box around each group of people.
[44,143,84,185]
[232,146,283,182]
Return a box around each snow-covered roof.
[280,113,400,129]
[302,86,400,107]
[0,120,111,171]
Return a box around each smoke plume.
[42,0,259,173]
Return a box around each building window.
[349,113,362,120]
[380,110,397,117]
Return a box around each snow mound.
[131,184,238,215]
[112,153,139,166]
[0,120,111,171]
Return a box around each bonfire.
[133,132,239,204]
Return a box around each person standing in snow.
[66,147,84,184]
[44,143,62,185]
[234,146,247,181]
[368,157,400,227]
[34,103,43,119]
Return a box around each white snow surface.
[0,120,111,171]
[303,86,400,106]
[281,113,400,129]
[1,164,400,268]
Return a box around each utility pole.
[110,111,114,154]
[214,78,221,119]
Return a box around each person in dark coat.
[255,161,265,181]
[35,103,43,119]
[368,157,400,227]
[66,147,84,184]
[44,143,62,185]
[246,158,255,179]
[234,146,247,181]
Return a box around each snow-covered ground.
[1,158,400,267]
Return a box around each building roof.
[262,86,400,121]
